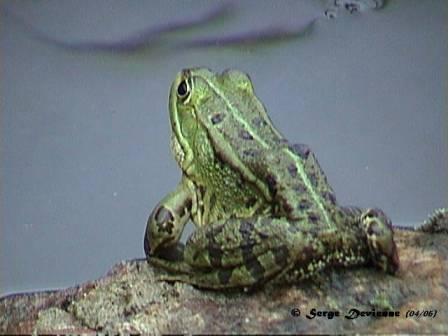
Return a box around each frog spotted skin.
[144,68,399,290]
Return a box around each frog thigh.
[178,218,357,289]
[178,218,297,289]
[152,217,374,289]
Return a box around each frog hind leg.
[154,217,296,290]
[359,208,399,274]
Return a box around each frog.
[144,67,399,290]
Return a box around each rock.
[1,229,447,334]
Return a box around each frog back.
[194,75,338,226]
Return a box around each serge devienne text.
[305,308,400,320]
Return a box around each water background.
[1,0,447,295]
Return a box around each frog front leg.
[144,177,195,259]
[359,208,399,274]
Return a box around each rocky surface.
[1,229,447,334]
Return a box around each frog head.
[168,68,214,173]
[168,68,259,174]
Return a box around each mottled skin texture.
[144,68,399,290]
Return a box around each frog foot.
[360,208,399,274]
[417,208,448,234]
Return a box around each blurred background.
[1,0,447,295]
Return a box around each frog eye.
[177,80,190,100]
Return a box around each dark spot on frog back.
[287,163,298,178]
[211,113,225,124]
[289,143,311,160]
[239,129,254,140]
[297,198,312,211]
[307,212,321,224]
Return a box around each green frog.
[144,68,399,290]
